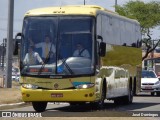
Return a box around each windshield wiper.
[61,58,74,75]
[62,59,74,75]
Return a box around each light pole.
[84,0,85,5]
[5,0,14,88]
[115,0,118,6]
[115,0,118,11]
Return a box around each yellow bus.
[14,5,141,112]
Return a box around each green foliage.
[115,0,160,34]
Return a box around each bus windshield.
[20,16,94,76]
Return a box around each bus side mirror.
[99,42,106,57]
[13,33,22,55]
[97,35,103,40]
[97,35,106,57]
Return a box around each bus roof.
[25,5,139,24]
[25,5,117,16]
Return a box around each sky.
[0,0,159,44]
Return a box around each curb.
[0,102,30,110]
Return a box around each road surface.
[1,93,160,117]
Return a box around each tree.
[115,0,160,61]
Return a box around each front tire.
[97,87,105,109]
[69,102,86,106]
[32,102,47,112]
[91,84,106,110]
[114,98,123,105]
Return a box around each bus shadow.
[46,100,160,112]
[117,102,160,111]
[46,103,119,112]
[46,102,117,112]
[136,94,160,97]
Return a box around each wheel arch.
[95,77,107,100]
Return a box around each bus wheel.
[124,88,133,104]
[114,98,120,105]
[151,92,155,96]
[90,86,105,110]
[69,102,77,106]
[114,97,124,105]
[133,76,137,96]
[32,102,47,112]
[96,85,106,109]
[69,102,86,106]
[156,92,160,96]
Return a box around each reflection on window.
[21,16,94,76]
[142,71,156,78]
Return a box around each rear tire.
[32,102,47,112]
[156,92,160,96]
[124,89,133,104]
[151,92,154,96]
[123,79,133,104]
[133,76,137,96]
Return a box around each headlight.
[22,84,38,89]
[75,83,94,89]
[155,81,160,85]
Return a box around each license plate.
[145,86,152,89]
[51,93,63,98]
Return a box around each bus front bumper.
[21,86,96,102]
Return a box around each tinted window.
[142,71,156,78]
